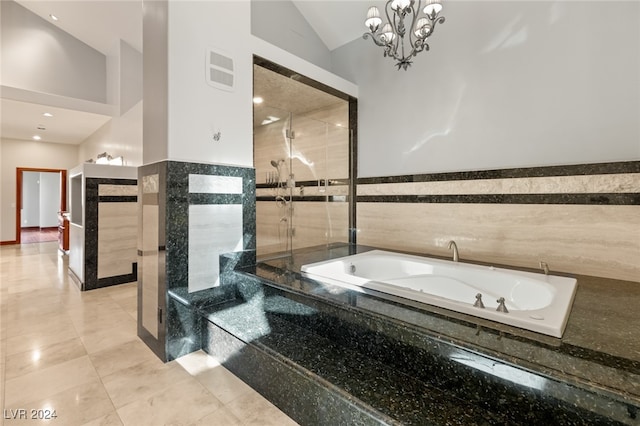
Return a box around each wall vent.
[206,48,234,92]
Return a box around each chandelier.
[363,0,445,70]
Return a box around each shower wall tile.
[256,200,349,256]
[256,184,349,198]
[254,102,349,185]
[254,101,350,256]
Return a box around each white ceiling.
[3,0,366,145]
[291,1,371,51]
[15,0,143,56]
[1,98,112,144]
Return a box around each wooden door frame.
[13,167,67,245]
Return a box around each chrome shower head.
[270,160,279,168]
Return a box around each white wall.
[0,0,107,103]
[120,41,143,115]
[79,39,143,166]
[141,0,357,167]
[142,0,169,164]
[21,172,40,228]
[167,1,253,167]
[78,101,143,166]
[331,1,640,177]
[251,0,332,71]
[0,138,78,242]
[39,172,61,227]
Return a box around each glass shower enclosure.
[254,103,350,257]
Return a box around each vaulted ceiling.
[3,1,368,144]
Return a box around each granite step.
[201,277,629,425]
[204,294,517,425]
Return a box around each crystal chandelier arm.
[385,1,402,62]
[406,0,423,56]
[363,31,390,47]
[425,15,445,38]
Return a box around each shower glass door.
[254,104,350,257]
[289,111,349,252]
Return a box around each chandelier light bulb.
[424,0,443,17]
[365,6,382,32]
[391,0,412,11]
[381,23,395,44]
[414,17,431,38]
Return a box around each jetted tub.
[301,250,578,338]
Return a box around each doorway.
[16,167,67,245]
[253,56,357,257]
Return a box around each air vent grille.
[206,48,235,92]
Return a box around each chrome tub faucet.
[447,240,459,262]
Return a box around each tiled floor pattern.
[0,242,298,426]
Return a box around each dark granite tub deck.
[197,243,640,425]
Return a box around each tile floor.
[0,242,298,426]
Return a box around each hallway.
[0,242,297,425]
[19,228,58,244]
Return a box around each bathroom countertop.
[235,243,640,422]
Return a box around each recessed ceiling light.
[43,112,53,117]
[49,14,59,21]
[32,135,42,140]
[253,97,263,104]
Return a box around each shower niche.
[253,60,354,257]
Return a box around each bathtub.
[301,250,578,338]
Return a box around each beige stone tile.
[116,377,222,426]
[89,339,162,378]
[80,411,124,426]
[5,356,99,406]
[2,379,116,426]
[5,313,77,339]
[104,283,137,301]
[174,350,220,377]
[80,325,139,355]
[5,337,87,380]
[5,327,81,357]
[191,405,243,425]
[101,358,193,408]
[195,365,254,404]
[72,313,136,337]
[225,392,297,426]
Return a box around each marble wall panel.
[188,174,243,194]
[358,173,640,196]
[98,184,138,196]
[142,174,159,193]
[141,204,159,339]
[188,204,244,293]
[97,202,138,279]
[357,203,640,282]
